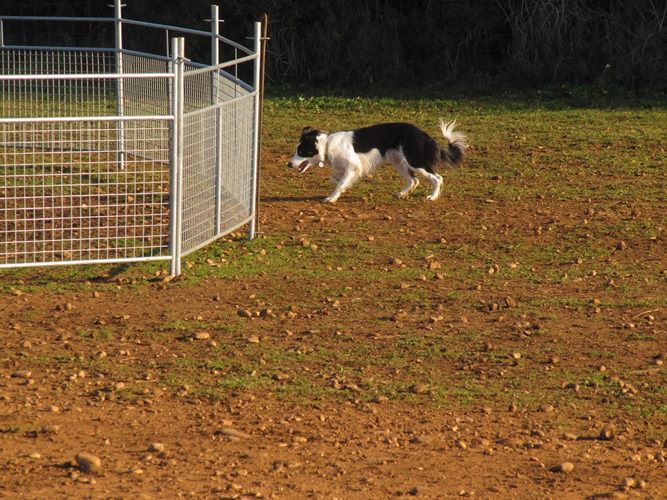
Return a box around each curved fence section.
[0,1,262,275]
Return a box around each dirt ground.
[1,133,666,499]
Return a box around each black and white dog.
[288,120,467,203]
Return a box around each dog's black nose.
[287,162,292,168]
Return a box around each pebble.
[237,308,253,318]
[42,424,60,434]
[599,424,616,441]
[621,478,635,489]
[217,428,251,439]
[191,331,210,340]
[409,383,428,395]
[75,452,102,473]
[28,452,42,459]
[504,296,518,308]
[550,462,574,474]
[247,335,260,344]
[149,443,165,453]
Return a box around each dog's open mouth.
[298,160,311,174]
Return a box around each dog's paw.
[426,194,440,202]
[323,196,338,204]
[397,192,410,199]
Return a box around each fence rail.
[0,1,263,275]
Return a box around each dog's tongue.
[298,160,310,173]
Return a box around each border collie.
[288,120,467,203]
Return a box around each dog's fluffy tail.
[439,119,467,167]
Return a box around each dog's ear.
[301,126,317,137]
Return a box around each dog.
[287,120,467,203]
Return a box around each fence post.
[169,37,185,276]
[114,0,125,170]
[248,20,263,240]
[254,14,268,236]
[211,5,223,236]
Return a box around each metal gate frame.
[0,1,265,276]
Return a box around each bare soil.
[1,145,666,499]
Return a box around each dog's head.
[287,127,327,174]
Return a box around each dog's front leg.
[324,163,359,203]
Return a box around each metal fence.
[0,1,262,276]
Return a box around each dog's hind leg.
[414,168,443,201]
[387,149,419,199]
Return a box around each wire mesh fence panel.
[181,106,218,254]
[0,117,172,266]
[180,65,256,256]
[121,55,172,164]
[0,5,262,273]
[0,49,117,119]
[218,94,255,235]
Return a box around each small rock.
[28,452,42,459]
[75,452,102,473]
[247,335,260,344]
[237,308,253,318]
[599,424,616,441]
[504,296,518,308]
[501,437,524,448]
[409,383,428,395]
[472,438,491,448]
[621,478,635,490]
[191,331,210,340]
[564,382,580,392]
[148,443,165,453]
[550,462,574,474]
[217,428,251,439]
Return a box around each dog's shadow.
[262,195,324,203]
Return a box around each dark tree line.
[4,0,666,90]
